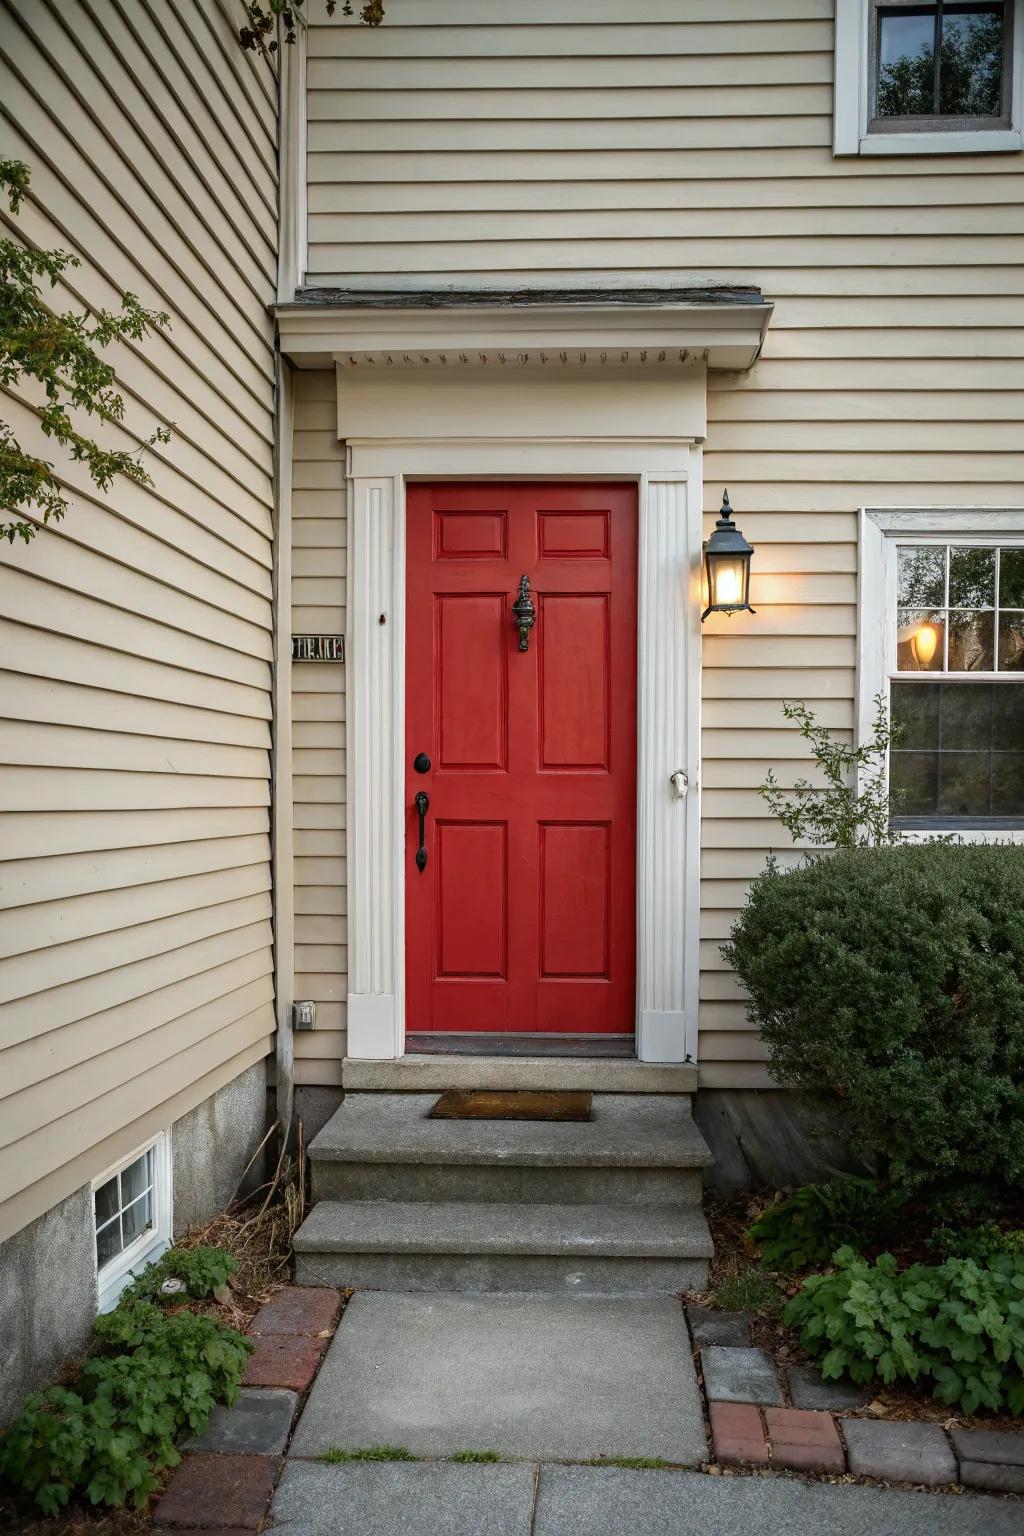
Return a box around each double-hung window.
[834,0,1024,154]
[860,510,1024,836]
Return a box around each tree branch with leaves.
[1,159,170,548]
[239,0,384,54]
[759,693,900,849]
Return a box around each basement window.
[93,1134,172,1311]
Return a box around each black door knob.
[413,753,431,774]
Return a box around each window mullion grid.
[933,0,944,115]
[942,542,950,671]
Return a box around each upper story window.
[834,0,1024,155]
[873,2,1010,123]
[859,512,1024,836]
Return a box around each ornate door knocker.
[512,575,536,652]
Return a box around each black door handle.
[414,791,429,872]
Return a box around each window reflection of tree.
[877,8,1004,117]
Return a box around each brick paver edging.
[694,1324,1024,1494]
[152,1286,345,1530]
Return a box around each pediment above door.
[275,286,773,374]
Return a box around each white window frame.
[92,1132,173,1313]
[858,507,1024,842]
[835,0,1024,155]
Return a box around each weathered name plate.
[292,635,344,662]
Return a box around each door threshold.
[405,1032,636,1060]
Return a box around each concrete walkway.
[269,1460,1024,1535]
[271,1289,1024,1532]
[288,1291,707,1463]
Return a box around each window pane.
[897,545,945,606]
[121,1191,154,1246]
[939,751,991,815]
[939,5,1004,116]
[94,1175,119,1230]
[878,8,937,115]
[897,610,945,671]
[949,545,995,608]
[890,749,939,814]
[993,685,1024,749]
[941,681,993,747]
[891,680,940,747]
[948,610,994,670]
[96,1217,123,1267]
[992,754,1024,815]
[999,548,1024,608]
[998,614,1024,671]
[120,1151,152,1207]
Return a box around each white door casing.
[339,362,705,1065]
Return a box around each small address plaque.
[292,634,344,663]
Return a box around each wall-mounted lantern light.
[701,490,756,622]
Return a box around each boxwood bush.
[723,843,1024,1196]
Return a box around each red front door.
[405,483,637,1034]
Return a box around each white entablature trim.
[276,297,772,373]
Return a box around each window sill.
[857,128,1023,156]
[96,1231,170,1313]
[891,825,1024,844]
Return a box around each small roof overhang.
[274,286,773,373]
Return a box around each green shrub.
[927,1222,1024,1264]
[724,842,1024,1195]
[785,1246,1024,1416]
[749,1177,898,1270]
[121,1244,237,1303]
[0,1256,251,1516]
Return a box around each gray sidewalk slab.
[532,1464,1024,1536]
[269,1460,534,1536]
[287,1291,706,1463]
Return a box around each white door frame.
[344,434,703,1066]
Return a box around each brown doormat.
[428,1090,593,1122]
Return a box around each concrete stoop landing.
[295,1091,714,1295]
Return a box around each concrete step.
[343,1054,699,1094]
[308,1093,712,1207]
[293,1198,713,1296]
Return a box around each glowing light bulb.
[716,565,741,605]
[914,622,938,667]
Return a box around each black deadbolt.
[413,752,432,774]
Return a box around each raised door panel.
[539,594,611,772]
[436,594,508,772]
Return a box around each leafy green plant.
[450,1449,501,1463]
[785,1246,1024,1416]
[0,1258,251,1515]
[724,842,1024,1197]
[711,1266,785,1318]
[759,693,898,849]
[317,1445,416,1463]
[1,160,169,547]
[749,1178,899,1271]
[121,1245,238,1303]
[927,1222,1024,1264]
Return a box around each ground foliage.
[786,1246,1024,1417]
[0,1260,251,1517]
[0,161,169,548]
[724,842,1024,1199]
[748,1177,901,1272]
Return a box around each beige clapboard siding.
[300,0,1024,1086]
[291,372,348,1073]
[0,0,277,1241]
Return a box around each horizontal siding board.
[0,835,270,910]
[0,808,268,863]
[0,673,272,749]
